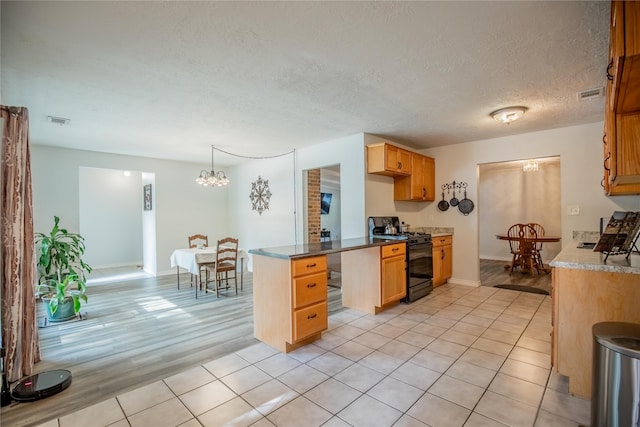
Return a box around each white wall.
[296,134,367,240]
[226,134,367,268]
[31,145,229,276]
[227,153,297,255]
[141,172,157,275]
[78,167,143,268]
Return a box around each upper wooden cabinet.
[367,142,436,202]
[394,154,435,201]
[604,0,640,195]
[367,142,412,176]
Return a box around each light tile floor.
[36,284,591,427]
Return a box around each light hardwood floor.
[1,260,548,426]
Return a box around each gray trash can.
[591,322,640,427]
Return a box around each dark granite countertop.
[248,236,406,260]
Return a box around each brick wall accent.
[307,169,321,243]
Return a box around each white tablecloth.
[170,247,249,276]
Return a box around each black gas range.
[368,216,433,303]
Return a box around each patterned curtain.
[1,106,40,382]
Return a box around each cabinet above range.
[367,142,436,202]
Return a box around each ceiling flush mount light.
[195,145,229,187]
[490,106,528,124]
[523,159,539,172]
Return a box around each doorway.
[478,156,562,263]
[79,167,157,282]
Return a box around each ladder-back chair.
[206,237,239,297]
[507,224,538,274]
[186,234,215,291]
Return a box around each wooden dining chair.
[507,224,538,274]
[205,237,239,297]
[186,234,215,290]
[506,224,523,273]
[527,223,545,270]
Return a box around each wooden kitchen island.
[249,237,407,352]
[549,244,640,398]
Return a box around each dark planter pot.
[42,297,77,322]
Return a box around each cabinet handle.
[307,313,317,319]
[422,188,426,198]
[604,152,611,172]
[307,283,316,288]
[441,249,445,260]
[307,263,316,268]
[397,161,402,170]
[392,247,399,252]
[606,60,614,81]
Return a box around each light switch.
[568,205,580,216]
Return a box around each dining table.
[170,247,249,290]
[495,233,561,274]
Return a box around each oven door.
[404,242,433,302]
[408,242,433,286]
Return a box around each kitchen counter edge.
[248,237,406,260]
[549,240,640,274]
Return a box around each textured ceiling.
[1,1,610,165]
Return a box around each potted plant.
[35,216,92,322]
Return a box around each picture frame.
[144,184,152,211]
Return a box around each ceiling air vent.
[577,87,604,101]
[47,116,70,125]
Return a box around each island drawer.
[292,255,327,277]
[293,273,327,308]
[293,302,328,342]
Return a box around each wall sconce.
[490,106,528,124]
[195,145,229,187]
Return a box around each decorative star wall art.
[249,176,272,215]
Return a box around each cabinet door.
[381,254,406,305]
[432,246,443,286]
[441,244,452,280]
[394,154,435,201]
[419,156,435,201]
[411,154,435,201]
[608,113,640,194]
[385,145,411,175]
[432,236,452,287]
[367,143,411,176]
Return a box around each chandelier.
[195,145,229,187]
[523,159,539,172]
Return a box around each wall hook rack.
[438,181,474,215]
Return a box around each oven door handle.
[408,243,433,250]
